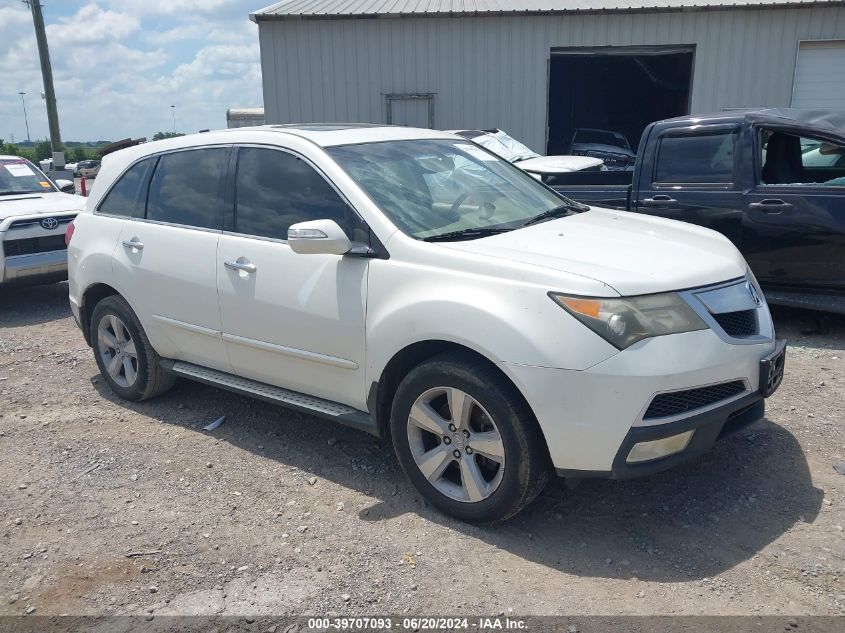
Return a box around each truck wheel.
[89,295,175,401]
[390,352,550,523]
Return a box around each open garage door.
[547,45,694,156]
[792,40,845,110]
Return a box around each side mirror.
[55,179,75,194]
[287,219,352,256]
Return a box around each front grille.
[3,235,67,256]
[8,215,75,230]
[713,310,758,337]
[644,380,747,420]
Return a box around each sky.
[0,0,264,143]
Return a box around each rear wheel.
[390,352,550,523]
[90,295,175,401]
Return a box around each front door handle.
[224,259,257,274]
[122,238,144,251]
[749,199,793,213]
[641,195,678,207]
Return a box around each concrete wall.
[258,6,845,152]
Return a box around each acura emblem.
[747,281,761,306]
[40,217,59,230]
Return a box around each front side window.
[146,147,229,229]
[234,147,349,240]
[98,158,153,217]
[0,158,56,195]
[760,128,845,186]
[654,131,737,184]
[327,139,566,240]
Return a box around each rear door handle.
[224,259,257,274]
[641,195,678,207]
[749,199,793,213]
[122,238,144,251]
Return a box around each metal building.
[251,1,845,153]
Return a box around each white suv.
[67,125,785,523]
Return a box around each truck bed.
[549,169,633,209]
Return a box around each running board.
[163,360,378,436]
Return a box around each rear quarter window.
[97,158,154,217]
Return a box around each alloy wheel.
[96,315,138,388]
[406,387,506,503]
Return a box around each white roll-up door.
[792,40,845,110]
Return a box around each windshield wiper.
[520,202,588,228]
[422,227,512,242]
[0,191,42,196]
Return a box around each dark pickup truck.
[551,109,845,314]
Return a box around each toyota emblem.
[40,217,59,230]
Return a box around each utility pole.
[171,105,176,133]
[25,0,63,166]
[18,92,31,143]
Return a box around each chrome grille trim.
[8,215,77,230]
[678,276,774,345]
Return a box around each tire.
[89,295,175,401]
[390,352,550,523]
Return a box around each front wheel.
[390,353,550,523]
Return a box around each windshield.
[573,129,629,149]
[0,159,56,195]
[327,139,569,240]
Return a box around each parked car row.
[12,111,843,522]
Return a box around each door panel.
[113,221,231,369]
[109,145,232,369]
[742,187,845,291]
[217,235,368,408]
[634,190,746,248]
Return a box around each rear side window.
[97,158,152,217]
[654,131,738,184]
[147,148,229,229]
[234,147,349,240]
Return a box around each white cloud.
[47,4,140,46]
[104,0,232,17]
[0,1,262,143]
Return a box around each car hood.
[0,191,86,223]
[441,208,747,296]
[515,155,604,174]
[570,143,636,158]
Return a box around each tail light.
[65,219,76,247]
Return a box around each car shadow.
[91,372,822,584]
[0,282,71,328]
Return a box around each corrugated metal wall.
[258,7,845,151]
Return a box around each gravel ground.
[0,282,843,617]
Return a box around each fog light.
[626,430,694,464]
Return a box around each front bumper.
[500,328,783,475]
[1,249,68,284]
[592,394,764,479]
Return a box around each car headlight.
[549,292,708,349]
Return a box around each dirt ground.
[1,282,843,618]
